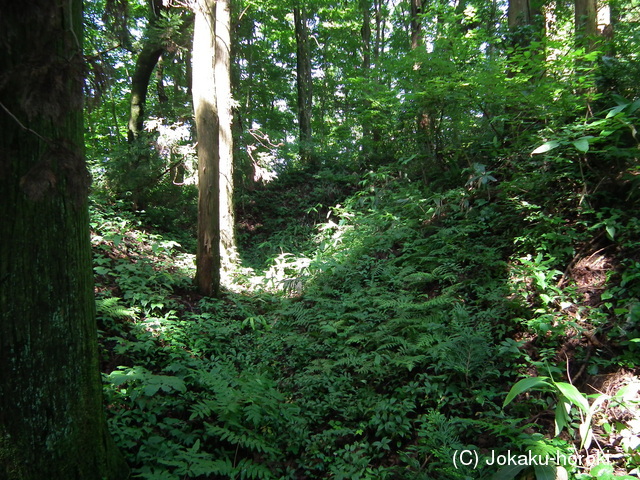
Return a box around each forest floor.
[92,169,640,480]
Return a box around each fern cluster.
[93,155,640,479]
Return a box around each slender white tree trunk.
[216,0,237,283]
[193,0,221,297]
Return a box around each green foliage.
[503,375,593,446]
[90,119,640,480]
[92,147,640,478]
[81,1,640,478]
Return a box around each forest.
[1,0,640,479]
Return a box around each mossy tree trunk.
[0,1,128,478]
[193,0,221,297]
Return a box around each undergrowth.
[93,149,640,479]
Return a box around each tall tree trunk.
[362,0,372,71]
[360,0,374,162]
[410,0,424,50]
[216,0,237,283]
[373,0,385,66]
[508,0,545,49]
[360,0,386,165]
[507,0,545,60]
[409,0,439,164]
[575,0,598,51]
[574,0,600,115]
[127,43,164,141]
[294,5,314,167]
[602,0,615,55]
[127,0,166,142]
[193,0,221,297]
[508,0,530,31]
[504,0,546,142]
[0,1,128,478]
[124,0,166,209]
[156,55,169,104]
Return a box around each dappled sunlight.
[91,158,640,478]
[6,0,640,476]
[75,0,640,478]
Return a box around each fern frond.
[205,424,277,455]
[236,457,275,480]
[345,333,369,346]
[96,296,137,320]
[390,354,428,371]
[377,335,410,352]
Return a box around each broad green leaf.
[606,104,627,118]
[143,383,161,396]
[572,136,592,153]
[534,271,548,289]
[190,439,201,453]
[399,154,417,165]
[108,366,147,385]
[555,399,571,435]
[601,290,613,300]
[605,224,615,240]
[583,50,600,62]
[94,266,110,275]
[533,464,557,480]
[110,234,123,246]
[491,464,528,480]
[580,418,593,450]
[629,98,640,114]
[531,141,560,155]
[503,377,551,407]
[555,382,589,413]
[611,93,629,106]
[590,464,614,477]
[156,375,187,393]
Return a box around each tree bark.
[127,43,164,141]
[508,0,545,49]
[410,0,424,50]
[575,0,598,51]
[360,0,373,161]
[359,0,383,164]
[193,0,221,297]
[294,5,314,167]
[156,55,169,104]
[216,0,237,283]
[373,0,385,65]
[127,0,166,142]
[0,1,128,478]
[362,0,372,71]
